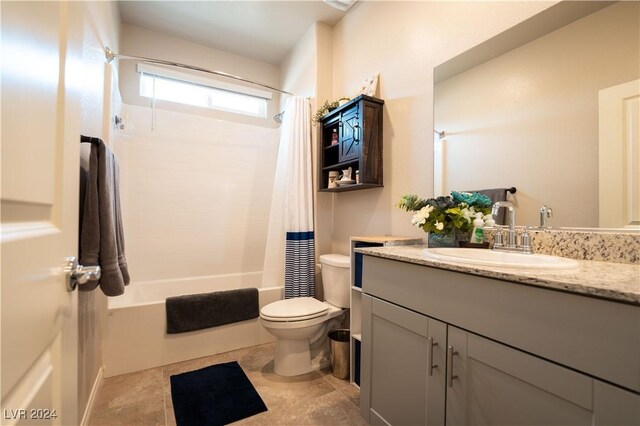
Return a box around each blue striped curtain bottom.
[284,231,315,298]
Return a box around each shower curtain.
[262,96,315,298]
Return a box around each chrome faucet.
[491,201,532,253]
[539,205,553,228]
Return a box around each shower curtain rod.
[105,47,296,97]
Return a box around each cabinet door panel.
[369,297,429,425]
[362,295,448,426]
[468,332,592,410]
[361,102,382,183]
[594,380,640,425]
[447,327,593,425]
[339,107,360,162]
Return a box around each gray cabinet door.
[594,380,640,425]
[361,295,446,425]
[446,326,594,425]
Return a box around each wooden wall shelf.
[318,95,384,192]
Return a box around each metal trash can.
[328,329,350,379]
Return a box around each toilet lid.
[319,254,350,268]
[260,297,329,321]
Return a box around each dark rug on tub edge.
[170,361,267,426]
[166,288,259,334]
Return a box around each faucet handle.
[505,228,517,248]
[493,227,504,248]
[539,205,554,227]
[521,227,532,253]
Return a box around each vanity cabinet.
[318,95,384,192]
[360,255,640,425]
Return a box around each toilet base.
[261,306,345,377]
[274,339,313,376]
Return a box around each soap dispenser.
[470,213,485,244]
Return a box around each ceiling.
[118,1,348,65]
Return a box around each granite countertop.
[355,245,640,305]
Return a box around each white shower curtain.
[262,96,315,298]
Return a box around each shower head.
[105,47,115,63]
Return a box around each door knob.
[65,256,100,291]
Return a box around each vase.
[427,230,469,248]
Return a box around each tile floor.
[89,343,365,425]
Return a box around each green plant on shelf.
[312,97,350,126]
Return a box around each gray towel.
[166,288,259,334]
[465,187,509,225]
[79,139,130,296]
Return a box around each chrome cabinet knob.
[65,256,101,291]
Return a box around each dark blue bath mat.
[170,361,267,426]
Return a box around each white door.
[599,79,640,228]
[1,2,83,425]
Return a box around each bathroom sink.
[422,248,580,270]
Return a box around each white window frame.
[137,63,271,118]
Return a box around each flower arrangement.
[397,191,493,235]
[312,97,350,126]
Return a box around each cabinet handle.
[428,337,438,376]
[447,345,458,388]
[354,123,360,145]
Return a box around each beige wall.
[315,23,335,262]
[279,22,335,298]
[78,1,121,422]
[119,24,281,129]
[328,1,556,254]
[435,2,639,228]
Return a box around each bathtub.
[102,272,281,377]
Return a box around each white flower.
[460,206,476,222]
[435,221,444,231]
[411,205,433,227]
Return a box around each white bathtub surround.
[103,275,281,377]
[113,104,280,283]
[102,105,284,376]
[262,97,315,297]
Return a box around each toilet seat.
[260,297,329,322]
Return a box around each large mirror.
[434,1,639,229]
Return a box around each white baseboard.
[80,366,103,426]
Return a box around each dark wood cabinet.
[318,95,384,192]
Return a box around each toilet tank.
[319,254,351,308]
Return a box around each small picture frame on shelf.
[356,74,379,97]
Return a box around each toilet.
[260,254,350,376]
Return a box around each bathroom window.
[138,63,270,118]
